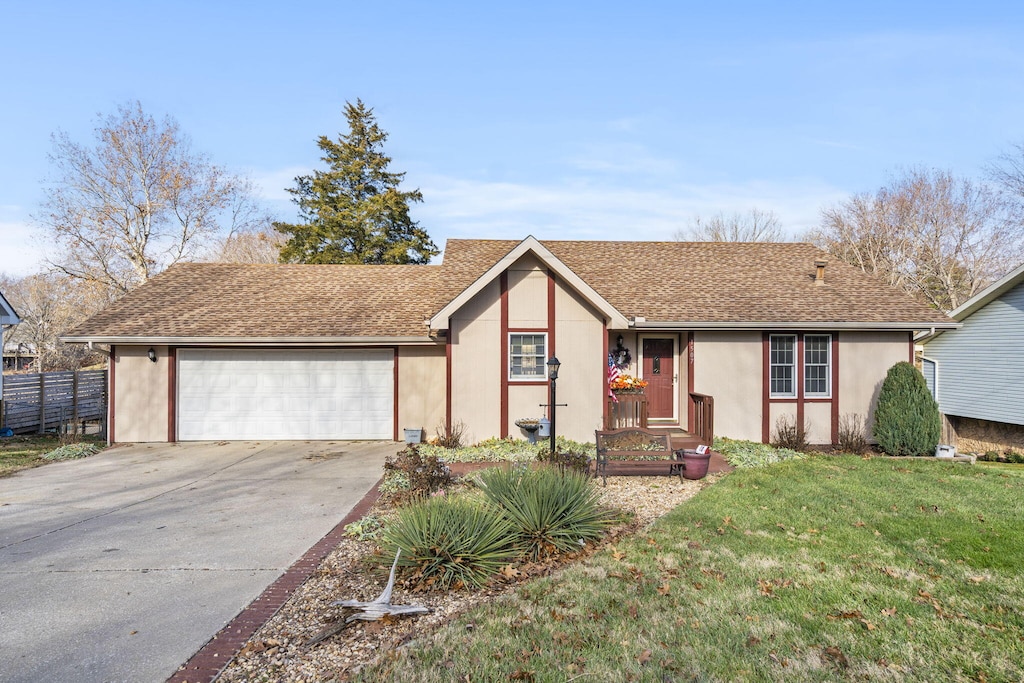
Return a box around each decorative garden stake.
[306,550,430,648]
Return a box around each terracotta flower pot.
[674,449,711,480]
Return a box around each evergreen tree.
[872,361,942,457]
[274,100,438,264]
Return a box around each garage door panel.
[177,349,394,441]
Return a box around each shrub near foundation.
[383,496,519,590]
[873,362,941,457]
[476,465,612,561]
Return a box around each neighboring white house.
[1,290,23,424]
[920,262,1024,452]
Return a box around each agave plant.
[476,465,612,560]
[382,496,519,590]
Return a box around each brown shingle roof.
[442,239,953,326]
[66,238,952,341]
[65,263,449,339]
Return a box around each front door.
[642,338,675,420]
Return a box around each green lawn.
[0,434,101,477]
[358,456,1024,682]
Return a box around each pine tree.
[274,100,438,264]
[872,361,942,457]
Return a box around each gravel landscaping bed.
[215,474,715,683]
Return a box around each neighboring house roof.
[64,238,955,344]
[920,261,1024,343]
[0,290,20,326]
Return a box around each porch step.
[645,426,705,451]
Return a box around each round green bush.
[872,361,941,457]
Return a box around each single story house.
[64,237,955,445]
[920,262,1024,452]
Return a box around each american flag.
[608,355,621,402]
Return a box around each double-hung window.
[769,335,797,397]
[804,334,831,397]
[509,333,546,380]
[770,333,832,398]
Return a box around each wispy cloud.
[416,174,848,246]
[0,221,48,276]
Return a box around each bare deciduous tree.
[988,141,1024,223]
[37,102,267,297]
[0,273,107,371]
[807,168,1024,312]
[213,225,286,264]
[674,208,785,242]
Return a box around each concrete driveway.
[0,440,393,683]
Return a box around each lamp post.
[547,356,561,454]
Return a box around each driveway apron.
[0,440,391,683]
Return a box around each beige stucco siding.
[507,255,548,328]
[450,280,502,443]
[692,331,763,441]
[113,345,169,442]
[804,403,832,444]
[554,282,606,441]
[839,331,910,439]
[397,346,446,440]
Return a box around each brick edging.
[167,479,383,683]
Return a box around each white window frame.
[508,332,547,381]
[803,334,831,398]
[769,334,797,398]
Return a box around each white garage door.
[177,349,393,440]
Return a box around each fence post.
[72,371,80,429]
[38,373,46,434]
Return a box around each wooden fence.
[2,370,107,435]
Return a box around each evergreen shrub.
[872,361,941,457]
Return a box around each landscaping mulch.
[211,473,718,683]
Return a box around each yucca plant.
[476,465,612,560]
[382,496,519,590]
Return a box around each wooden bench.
[594,427,682,485]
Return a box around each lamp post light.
[547,356,561,454]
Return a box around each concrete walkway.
[0,440,393,683]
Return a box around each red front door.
[642,338,675,420]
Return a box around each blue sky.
[2,1,1023,275]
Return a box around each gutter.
[628,321,961,332]
[60,336,443,347]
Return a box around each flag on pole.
[608,354,620,402]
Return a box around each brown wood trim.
[167,347,176,442]
[831,334,840,445]
[445,327,452,433]
[761,333,770,442]
[602,324,609,429]
[803,398,833,403]
[508,380,549,387]
[908,333,914,363]
[796,335,805,434]
[507,327,548,332]
[500,271,509,438]
[547,269,556,358]
[108,344,116,445]
[393,347,400,442]
[768,398,800,404]
[687,331,695,432]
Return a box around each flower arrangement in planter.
[609,374,648,393]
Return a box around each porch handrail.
[689,392,714,447]
[605,392,648,430]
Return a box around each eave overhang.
[59,335,442,347]
[632,320,961,332]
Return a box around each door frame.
[638,334,679,423]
